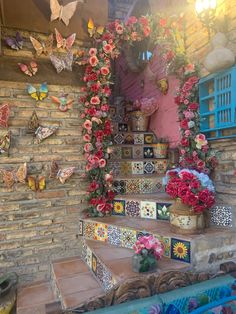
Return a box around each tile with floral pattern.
[125,200,141,217]
[122,147,132,159]
[140,201,157,219]
[86,246,93,269]
[120,161,132,175]
[107,225,121,246]
[109,161,120,176]
[102,269,114,291]
[110,147,122,160]
[154,160,167,174]
[96,258,104,283]
[144,133,154,144]
[156,181,164,192]
[139,178,154,193]
[91,253,98,275]
[132,161,144,175]
[157,203,171,221]
[84,221,95,239]
[132,146,143,159]
[144,147,154,158]
[79,220,83,236]
[144,161,155,174]
[134,133,144,144]
[210,205,233,227]
[113,180,126,194]
[126,179,140,194]
[171,238,191,263]
[118,123,128,132]
[114,133,125,145]
[94,223,108,242]
[112,200,126,216]
[124,133,134,144]
[121,228,137,249]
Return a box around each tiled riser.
[113,177,164,194]
[109,160,167,176]
[113,132,156,145]
[110,146,166,160]
[79,220,191,264]
[112,199,172,221]
[82,240,116,291]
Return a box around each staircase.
[16,103,236,313]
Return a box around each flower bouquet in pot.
[163,168,215,234]
[132,235,164,272]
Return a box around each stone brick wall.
[0,28,87,283]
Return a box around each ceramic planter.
[150,143,168,158]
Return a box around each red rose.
[180,119,189,130]
[190,179,200,189]
[180,171,195,181]
[181,138,189,147]
[188,102,199,110]
[107,190,115,201]
[193,205,205,214]
[95,149,103,159]
[166,182,178,198]
[184,191,198,206]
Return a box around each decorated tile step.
[109,159,167,176]
[110,145,166,160]
[113,132,156,145]
[113,175,165,194]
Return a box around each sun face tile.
[122,147,132,159]
[144,147,154,158]
[210,205,233,227]
[79,220,84,236]
[140,201,157,219]
[132,162,144,175]
[157,203,171,221]
[171,238,191,263]
[125,200,141,217]
[121,228,137,249]
[84,221,95,239]
[134,133,144,144]
[144,134,155,144]
[114,133,125,144]
[126,179,140,194]
[132,146,143,159]
[144,161,155,174]
[92,253,97,275]
[124,133,134,144]
[94,223,108,242]
[108,225,121,246]
[118,123,128,132]
[113,180,126,194]
[112,200,126,216]
[120,161,132,175]
[154,160,168,174]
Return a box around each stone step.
[112,193,173,220]
[80,216,236,271]
[113,174,164,194]
[109,159,168,176]
[113,132,156,145]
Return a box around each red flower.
[88,181,99,192]
[181,138,189,147]
[126,16,138,25]
[159,18,167,27]
[180,119,189,130]
[188,102,199,110]
[139,16,149,26]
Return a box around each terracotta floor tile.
[56,272,102,296]
[63,287,104,309]
[53,255,80,264]
[17,281,56,309]
[53,258,89,279]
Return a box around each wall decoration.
[18,61,38,77]
[27,83,48,101]
[30,35,54,56]
[50,52,73,73]
[35,126,58,143]
[27,176,46,192]
[0,163,27,188]
[28,111,39,133]
[0,131,11,156]
[5,32,23,50]
[0,103,10,128]
[50,0,83,26]
[49,160,75,184]
[156,78,169,95]
[51,94,73,112]
[87,18,104,38]
[55,28,76,50]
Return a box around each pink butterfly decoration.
[50,52,73,73]
[0,103,10,128]
[55,28,76,50]
[18,61,38,77]
[50,160,75,184]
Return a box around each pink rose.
[126,16,138,25]
[85,163,92,172]
[99,159,106,168]
[83,134,91,142]
[89,48,97,56]
[103,43,113,54]
[183,110,195,120]
[84,143,93,153]
[101,66,110,76]
[101,104,109,112]
[89,56,99,67]
[83,119,92,130]
[185,130,190,137]
[115,24,124,34]
[90,96,100,105]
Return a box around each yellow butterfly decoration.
[27,83,48,102]
[27,176,46,192]
[88,18,104,38]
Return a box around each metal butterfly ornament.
[18,61,38,77]
[0,163,27,188]
[50,160,75,184]
[51,94,73,112]
[0,103,10,128]
[5,32,23,50]
[87,18,104,38]
[27,83,48,101]
[55,28,76,50]
[27,176,46,192]
[30,34,54,56]
[0,131,11,156]
[50,52,73,73]
[50,0,84,26]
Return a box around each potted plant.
[163,168,215,234]
[132,235,164,272]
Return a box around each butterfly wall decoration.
[55,28,76,50]
[27,83,48,102]
[50,52,73,73]
[0,131,11,156]
[50,160,75,184]
[0,103,10,128]
[28,176,46,192]
[28,111,40,133]
[0,163,27,189]
[18,61,38,77]
[88,18,104,38]
[156,78,169,95]
[35,126,59,144]
[5,32,23,50]
[51,94,74,112]
[50,0,84,26]
[30,34,54,56]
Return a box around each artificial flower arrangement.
[133,235,164,272]
[163,168,215,214]
[133,97,159,116]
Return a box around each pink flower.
[195,133,208,149]
[143,26,151,37]
[89,56,99,67]
[91,117,102,124]
[83,134,91,142]
[183,110,195,120]
[99,159,106,168]
[185,130,191,137]
[115,24,124,34]
[101,66,110,76]
[103,43,113,54]
[89,48,97,56]
[101,104,109,112]
[85,163,92,172]
[90,96,100,105]
[131,31,138,41]
[105,172,113,183]
[126,16,138,25]
[84,143,93,153]
[83,119,92,130]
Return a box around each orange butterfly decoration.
[50,0,84,26]
[28,176,46,192]
[30,35,54,56]
[88,18,104,38]
[0,131,11,156]
[0,163,27,188]
[18,61,38,77]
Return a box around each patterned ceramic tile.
[157,203,171,221]
[118,123,128,132]
[171,238,191,263]
[140,201,157,219]
[124,133,134,144]
[107,225,122,246]
[126,179,140,194]
[110,147,122,160]
[86,246,92,269]
[122,147,132,159]
[132,162,144,175]
[84,221,95,239]
[92,253,98,275]
[116,115,123,123]
[156,181,164,192]
[94,223,108,242]
[132,147,143,158]
[134,133,144,144]
[121,228,137,249]
[96,258,104,283]
[120,161,132,175]
[144,161,155,174]
[79,220,83,236]
[113,180,126,194]
[114,133,125,144]
[140,179,153,193]
[160,236,171,258]
[125,200,141,217]
[154,160,167,174]
[112,200,126,216]
[210,206,233,227]
[144,133,155,144]
[109,161,120,176]
[110,106,116,117]
[102,269,114,291]
[81,241,87,260]
[112,123,118,133]
[144,147,154,158]
[136,231,150,240]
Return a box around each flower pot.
[132,254,157,273]
[169,199,205,235]
[151,143,169,158]
[130,110,149,132]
